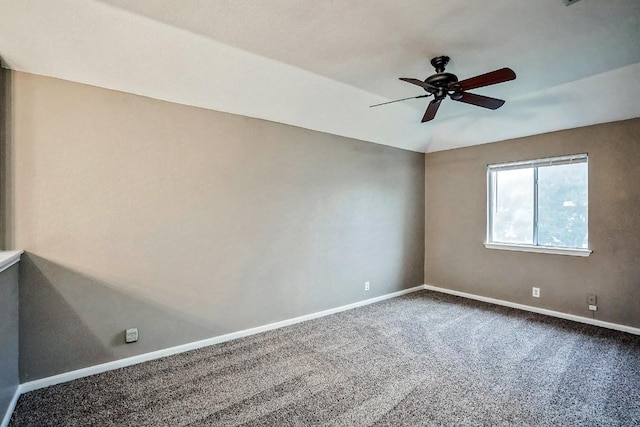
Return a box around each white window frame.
[484,154,592,257]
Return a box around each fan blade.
[399,78,437,92]
[454,92,505,110]
[370,94,429,108]
[456,68,516,91]
[422,99,442,122]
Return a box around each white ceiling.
[1,0,639,152]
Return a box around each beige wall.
[5,71,425,381]
[425,118,640,328]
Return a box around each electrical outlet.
[125,328,138,343]
[589,305,598,311]
[532,287,540,298]
[364,281,370,291]
[587,294,597,306]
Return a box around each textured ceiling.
[1,0,639,152]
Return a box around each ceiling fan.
[371,56,516,123]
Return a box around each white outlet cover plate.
[125,328,139,343]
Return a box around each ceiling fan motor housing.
[424,56,459,99]
[425,72,458,100]
[425,73,458,87]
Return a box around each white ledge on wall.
[0,250,24,273]
[484,242,592,257]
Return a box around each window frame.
[485,153,592,257]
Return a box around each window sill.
[484,243,591,257]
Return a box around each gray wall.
[5,71,425,381]
[0,69,19,423]
[0,68,8,249]
[425,118,640,328]
[0,265,19,421]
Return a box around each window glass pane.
[537,162,588,248]
[491,168,534,244]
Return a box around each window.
[486,154,590,256]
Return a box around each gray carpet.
[9,290,640,426]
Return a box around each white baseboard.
[18,282,636,404]
[424,284,640,336]
[1,387,20,427]
[19,284,427,394]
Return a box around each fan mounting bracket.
[430,56,450,73]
